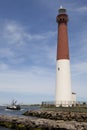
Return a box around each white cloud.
[0,67,55,95]
[75,6,87,13]
[2,21,46,45]
[0,63,8,70]
[0,20,57,70]
[0,48,14,58]
[71,61,87,76]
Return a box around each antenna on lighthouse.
[60,5,63,9]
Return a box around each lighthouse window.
[58,68,60,70]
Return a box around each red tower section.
[56,8,69,60]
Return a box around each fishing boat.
[6,100,21,110]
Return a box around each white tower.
[55,7,72,107]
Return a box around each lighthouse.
[55,7,76,107]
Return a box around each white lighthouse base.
[55,59,73,107]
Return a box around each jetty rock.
[0,110,87,129]
[23,110,87,122]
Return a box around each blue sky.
[0,0,87,105]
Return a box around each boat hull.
[6,105,21,110]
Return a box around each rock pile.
[0,110,87,130]
[23,110,87,122]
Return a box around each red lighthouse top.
[56,7,69,60]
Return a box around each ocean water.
[0,105,40,130]
[0,127,12,130]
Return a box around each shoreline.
[0,110,87,130]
